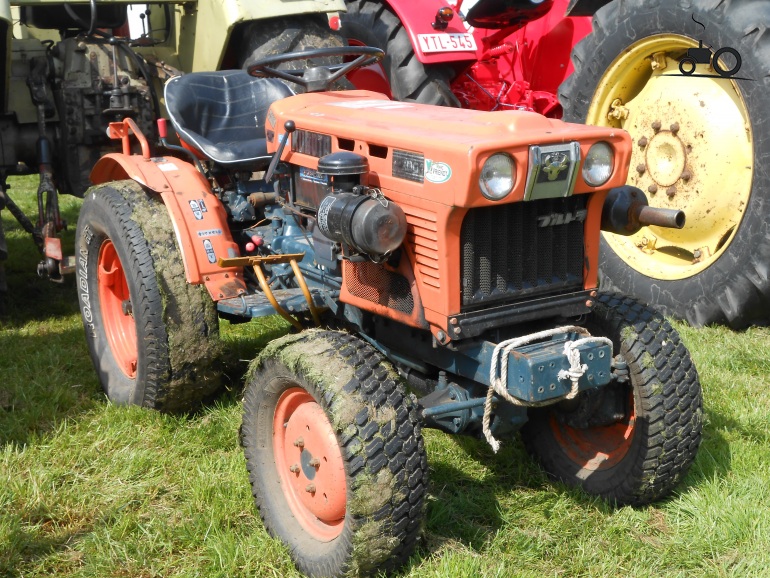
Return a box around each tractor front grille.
[460,196,586,309]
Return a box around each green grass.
[2,175,770,577]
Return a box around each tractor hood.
[266,90,631,208]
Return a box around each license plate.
[417,33,477,54]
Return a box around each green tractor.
[0,0,346,308]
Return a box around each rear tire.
[340,0,460,105]
[76,180,221,411]
[238,16,347,92]
[242,330,427,577]
[560,0,770,328]
[521,293,703,505]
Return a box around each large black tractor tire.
[76,180,221,411]
[238,16,348,92]
[242,330,427,577]
[560,0,770,328]
[340,0,460,106]
[521,294,703,506]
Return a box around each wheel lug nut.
[670,122,680,134]
[636,164,646,174]
[681,169,692,181]
[305,484,316,493]
[638,136,648,148]
[294,437,304,448]
[693,249,702,259]
[666,186,677,198]
[651,120,662,132]
[309,458,320,468]
[289,464,300,473]
[648,184,658,194]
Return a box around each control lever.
[265,120,296,183]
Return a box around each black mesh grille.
[344,261,414,314]
[461,196,586,309]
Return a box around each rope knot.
[558,341,588,399]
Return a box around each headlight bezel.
[582,141,615,187]
[479,153,516,201]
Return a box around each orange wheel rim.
[551,390,636,471]
[273,387,347,541]
[97,240,137,378]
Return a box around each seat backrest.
[164,71,294,166]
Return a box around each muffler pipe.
[601,186,685,236]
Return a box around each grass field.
[2,175,770,577]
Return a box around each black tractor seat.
[164,70,294,169]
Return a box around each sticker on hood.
[425,159,452,184]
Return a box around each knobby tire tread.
[342,0,460,106]
[559,0,770,328]
[242,330,427,577]
[522,293,703,506]
[77,180,220,411]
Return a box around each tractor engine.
[314,151,407,260]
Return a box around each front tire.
[242,330,427,577]
[560,0,770,328]
[521,294,703,506]
[340,0,460,106]
[76,180,221,411]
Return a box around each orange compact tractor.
[76,47,703,577]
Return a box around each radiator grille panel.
[461,197,586,308]
[344,261,414,314]
[404,206,440,289]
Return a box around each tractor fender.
[382,0,479,64]
[90,154,246,301]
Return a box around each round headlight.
[479,153,515,200]
[583,142,614,186]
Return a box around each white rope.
[482,327,613,452]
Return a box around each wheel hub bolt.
[308,458,320,468]
[638,136,648,148]
[305,484,316,493]
[693,249,702,259]
[652,120,662,132]
[648,184,658,194]
[681,169,692,182]
[289,464,300,473]
[670,122,680,134]
[294,437,305,448]
[636,164,646,174]
[666,186,677,198]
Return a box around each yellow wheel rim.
[588,34,753,280]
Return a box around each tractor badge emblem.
[542,152,569,181]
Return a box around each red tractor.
[340,0,770,330]
[76,47,702,576]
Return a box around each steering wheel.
[246,46,385,92]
